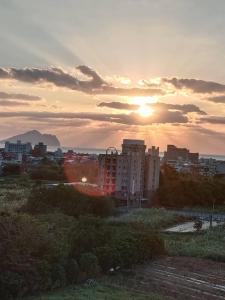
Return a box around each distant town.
[1,138,225,204]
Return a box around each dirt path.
[112,257,225,299]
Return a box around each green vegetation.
[155,165,225,208]
[0,185,165,299]
[30,158,98,183]
[0,176,32,211]
[27,282,166,300]
[23,185,114,217]
[164,224,225,261]
[108,208,181,229]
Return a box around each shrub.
[95,246,121,271]
[0,212,164,298]
[0,213,69,298]
[79,253,100,278]
[23,185,114,218]
[65,259,79,284]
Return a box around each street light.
[81,177,87,183]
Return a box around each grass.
[0,176,32,211]
[108,208,180,229]
[27,282,166,300]
[164,224,225,261]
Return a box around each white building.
[98,139,160,205]
[5,140,32,154]
[144,146,160,198]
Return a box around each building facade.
[164,144,199,164]
[144,146,160,198]
[32,142,47,157]
[5,140,32,155]
[98,139,160,205]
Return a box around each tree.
[193,219,203,232]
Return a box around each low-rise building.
[5,140,32,155]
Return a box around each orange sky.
[0,1,225,154]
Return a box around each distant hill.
[1,130,60,147]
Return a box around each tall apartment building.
[144,146,160,198]
[5,140,32,155]
[98,147,118,196]
[98,139,160,204]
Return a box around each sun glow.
[138,105,154,117]
[130,96,157,106]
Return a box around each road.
[169,209,225,222]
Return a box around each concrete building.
[5,140,32,155]
[32,142,47,157]
[98,147,118,196]
[164,144,199,164]
[144,146,160,198]
[98,139,160,205]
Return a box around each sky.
[0,0,225,154]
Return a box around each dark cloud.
[94,86,164,96]
[206,95,225,103]
[0,65,163,96]
[98,102,139,110]
[0,110,188,125]
[153,103,206,115]
[0,91,41,101]
[0,68,8,78]
[98,101,206,115]
[163,78,225,94]
[0,100,29,106]
[200,116,225,124]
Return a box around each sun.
[138,105,154,117]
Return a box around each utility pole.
[210,199,215,229]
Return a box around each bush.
[65,259,79,284]
[0,212,164,298]
[79,253,100,278]
[71,216,165,271]
[23,185,114,218]
[156,164,225,208]
[95,246,121,271]
[0,213,70,298]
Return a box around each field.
[164,224,225,261]
[0,176,32,211]
[1,181,225,299]
[27,282,166,300]
[108,208,180,229]
[26,256,225,300]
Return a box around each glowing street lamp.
[81,177,87,183]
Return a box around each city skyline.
[1,1,225,154]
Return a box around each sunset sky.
[1,0,225,154]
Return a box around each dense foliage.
[155,165,225,208]
[0,212,164,299]
[30,159,65,181]
[23,185,114,217]
[2,164,22,176]
[29,158,98,183]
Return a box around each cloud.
[0,65,164,96]
[200,116,225,124]
[206,95,225,103]
[98,102,139,110]
[0,100,30,106]
[0,91,41,101]
[163,78,225,93]
[0,110,188,125]
[98,101,206,115]
[153,103,206,115]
